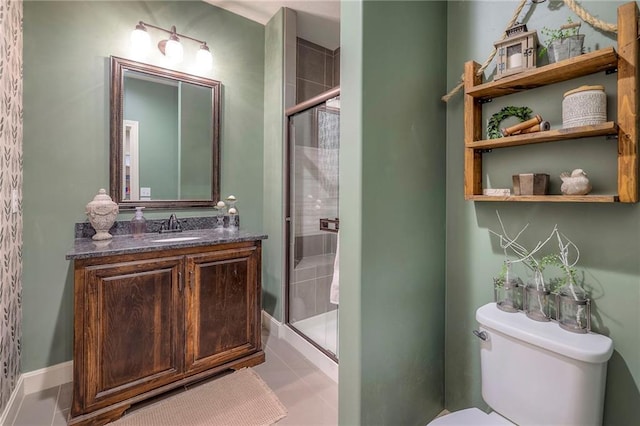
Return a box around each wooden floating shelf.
[467,47,618,100]
[464,3,637,203]
[467,122,618,150]
[468,194,619,203]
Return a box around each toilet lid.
[427,408,514,425]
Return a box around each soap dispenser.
[131,207,147,238]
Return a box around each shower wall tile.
[290,279,317,322]
[325,55,334,88]
[324,233,337,254]
[316,261,334,278]
[297,41,325,84]
[297,80,327,104]
[296,235,324,258]
[294,266,316,283]
[333,48,340,86]
[291,252,336,320]
[296,38,340,103]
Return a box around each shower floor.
[292,309,338,357]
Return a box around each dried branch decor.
[489,212,590,330]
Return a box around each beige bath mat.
[112,368,287,425]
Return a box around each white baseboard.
[0,360,72,426]
[22,360,73,395]
[261,309,282,338]
[261,310,338,383]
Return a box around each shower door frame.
[284,86,340,363]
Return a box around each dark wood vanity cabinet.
[79,255,185,413]
[184,245,262,374]
[69,240,264,425]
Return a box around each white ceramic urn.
[85,189,119,240]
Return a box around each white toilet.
[430,302,613,425]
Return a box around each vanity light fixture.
[130,21,212,70]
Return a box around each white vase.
[85,189,119,240]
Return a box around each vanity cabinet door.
[78,256,185,412]
[184,243,262,374]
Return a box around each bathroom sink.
[150,236,202,243]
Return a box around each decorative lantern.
[494,23,538,80]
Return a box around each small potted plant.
[539,18,585,63]
[543,232,590,333]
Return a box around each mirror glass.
[110,56,220,208]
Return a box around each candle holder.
[494,23,538,80]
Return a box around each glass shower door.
[287,95,340,361]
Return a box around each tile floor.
[9,328,338,425]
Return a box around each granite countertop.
[66,229,268,260]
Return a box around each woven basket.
[562,85,606,128]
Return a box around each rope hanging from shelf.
[441,0,618,103]
[564,0,617,33]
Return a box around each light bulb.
[130,24,150,58]
[196,44,213,70]
[164,35,183,64]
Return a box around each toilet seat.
[427,408,515,425]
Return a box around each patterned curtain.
[0,0,23,414]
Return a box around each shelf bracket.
[478,98,493,104]
[606,134,619,140]
[481,149,493,153]
[605,68,618,75]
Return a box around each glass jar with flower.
[523,263,551,321]
[495,261,523,312]
[548,233,591,333]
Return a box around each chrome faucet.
[160,214,183,233]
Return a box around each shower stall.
[285,88,340,362]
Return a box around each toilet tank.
[476,303,613,426]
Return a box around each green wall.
[339,0,364,422]
[445,1,640,424]
[262,9,285,320]
[340,1,447,423]
[23,1,264,372]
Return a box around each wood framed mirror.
[110,56,220,208]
